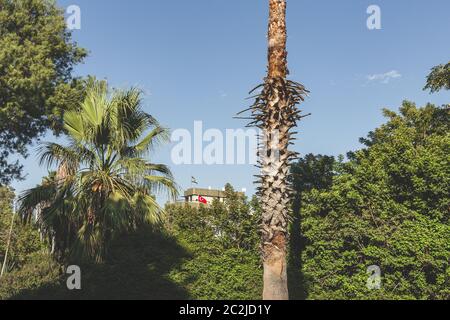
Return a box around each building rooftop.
[184,188,227,198]
[184,188,245,198]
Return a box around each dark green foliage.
[291,154,336,196]
[300,102,450,300]
[169,247,261,300]
[0,252,61,300]
[288,154,336,299]
[0,187,46,273]
[424,62,450,93]
[0,186,57,300]
[2,185,262,300]
[0,0,87,184]
[165,184,262,300]
[6,227,190,300]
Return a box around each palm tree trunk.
[1,209,16,278]
[261,0,289,300]
[51,234,56,255]
[268,0,288,79]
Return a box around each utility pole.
[1,199,16,278]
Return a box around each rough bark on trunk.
[261,0,309,300]
[261,0,290,300]
[268,0,288,79]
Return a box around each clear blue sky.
[11,0,450,202]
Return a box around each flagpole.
[1,198,16,278]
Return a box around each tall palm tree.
[19,81,178,262]
[240,0,308,299]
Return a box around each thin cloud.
[366,70,402,84]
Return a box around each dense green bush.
[0,187,47,272]
[300,102,450,300]
[7,227,191,300]
[165,184,262,300]
[0,252,61,300]
[0,187,60,300]
[169,248,261,300]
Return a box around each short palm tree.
[240,0,308,299]
[20,81,178,262]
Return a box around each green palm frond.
[145,163,174,178]
[37,142,81,173]
[20,80,178,262]
[64,109,87,143]
[133,192,164,226]
[144,175,179,201]
[18,182,56,222]
[130,126,170,157]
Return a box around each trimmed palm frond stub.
[243,79,309,245]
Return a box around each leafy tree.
[164,184,262,299]
[19,81,178,262]
[424,61,450,93]
[0,251,61,300]
[166,184,260,252]
[3,184,261,300]
[4,184,261,300]
[288,154,336,299]
[0,0,87,185]
[1,187,44,271]
[0,216,60,301]
[291,154,336,198]
[209,184,260,250]
[301,102,450,300]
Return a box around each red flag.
[198,196,207,204]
